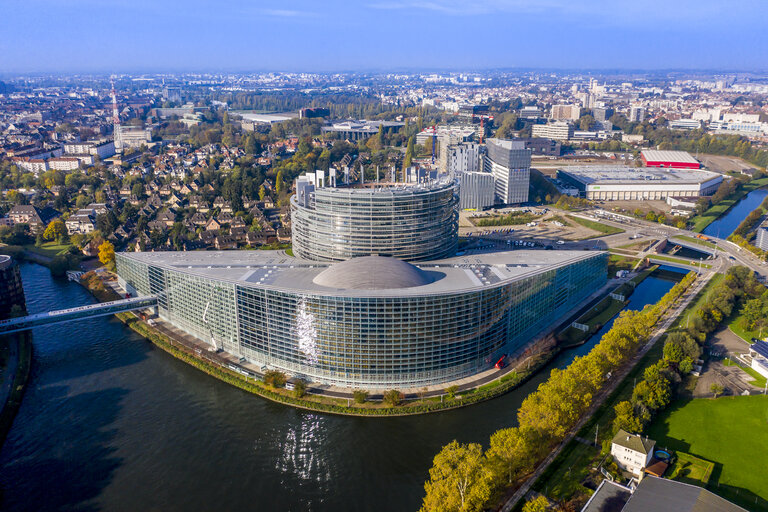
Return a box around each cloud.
[260,8,316,18]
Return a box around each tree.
[353,389,369,404]
[43,219,66,242]
[263,370,287,388]
[421,441,492,512]
[613,400,643,434]
[403,136,415,171]
[522,495,549,512]
[383,389,404,407]
[98,240,115,268]
[578,114,595,131]
[275,170,284,195]
[486,427,539,484]
[258,185,267,201]
[710,383,724,398]
[293,379,307,398]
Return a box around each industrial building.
[116,249,606,389]
[556,166,723,200]
[640,150,701,169]
[484,138,532,204]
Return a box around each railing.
[0,296,158,335]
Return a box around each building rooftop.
[313,256,435,290]
[119,249,604,298]
[559,166,720,185]
[581,480,632,512]
[622,476,747,512]
[641,150,700,165]
[611,429,655,455]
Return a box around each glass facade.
[291,180,459,262]
[117,252,607,388]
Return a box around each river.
[0,263,684,511]
[703,188,768,238]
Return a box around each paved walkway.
[500,271,713,511]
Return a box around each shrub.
[263,370,287,388]
[445,385,459,399]
[383,389,404,407]
[353,389,369,404]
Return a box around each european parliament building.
[117,178,607,389]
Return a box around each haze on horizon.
[1,0,767,74]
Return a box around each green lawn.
[608,254,640,275]
[667,451,715,487]
[690,178,768,233]
[23,242,73,259]
[649,254,712,269]
[647,396,768,511]
[672,235,718,250]
[567,215,625,236]
[728,312,762,344]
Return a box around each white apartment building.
[532,122,574,141]
[444,142,481,175]
[483,138,531,204]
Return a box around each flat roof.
[641,150,699,164]
[558,166,720,185]
[118,249,604,298]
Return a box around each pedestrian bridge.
[0,296,158,335]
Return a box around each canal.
[0,264,685,511]
[703,188,768,238]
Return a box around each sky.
[1,0,767,73]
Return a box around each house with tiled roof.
[611,430,655,477]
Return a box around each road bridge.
[0,296,158,335]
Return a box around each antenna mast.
[111,76,122,153]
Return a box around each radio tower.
[111,76,122,153]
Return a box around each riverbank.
[80,269,565,416]
[0,331,33,452]
[691,178,768,233]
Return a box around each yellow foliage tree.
[98,240,115,267]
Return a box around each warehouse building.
[641,150,701,169]
[556,166,723,200]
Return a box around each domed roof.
[313,256,435,290]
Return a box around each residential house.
[610,430,655,477]
[7,205,60,233]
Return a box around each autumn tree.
[522,495,549,512]
[421,441,492,512]
[43,219,66,242]
[98,240,115,268]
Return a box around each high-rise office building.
[444,142,481,175]
[458,171,495,210]
[483,138,532,204]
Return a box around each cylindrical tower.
[0,255,27,320]
[291,180,459,262]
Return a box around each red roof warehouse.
[641,150,701,169]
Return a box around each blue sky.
[1,0,766,73]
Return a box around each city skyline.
[2,0,768,73]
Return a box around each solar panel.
[752,340,768,359]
